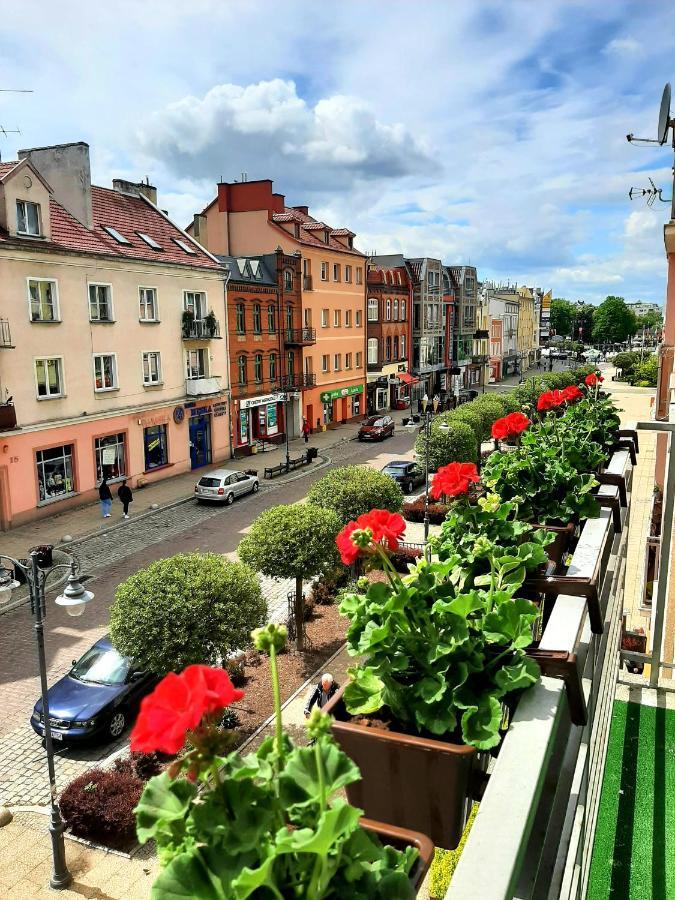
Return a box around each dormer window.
[137,232,162,250]
[103,226,131,245]
[17,199,41,236]
[324,230,330,244]
[173,237,197,255]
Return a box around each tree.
[573,303,596,343]
[630,354,659,387]
[238,504,340,650]
[307,465,403,526]
[109,554,266,674]
[592,296,637,345]
[550,298,574,338]
[636,310,663,334]
[414,419,477,471]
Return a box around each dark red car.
[358,415,395,442]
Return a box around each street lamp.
[0,551,94,890]
[422,393,439,559]
[283,392,291,471]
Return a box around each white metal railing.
[447,449,631,900]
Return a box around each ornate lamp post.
[1,551,94,890]
[422,393,440,559]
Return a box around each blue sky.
[1,0,674,304]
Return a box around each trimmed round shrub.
[109,553,266,674]
[448,404,488,443]
[415,418,477,471]
[307,465,403,525]
[500,390,523,413]
[470,395,508,429]
[60,767,142,848]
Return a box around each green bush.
[307,465,403,525]
[109,554,266,674]
[448,403,488,443]
[613,351,639,375]
[415,418,477,470]
[470,394,508,425]
[629,355,658,387]
[500,390,523,413]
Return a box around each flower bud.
[252,623,288,653]
[306,708,333,741]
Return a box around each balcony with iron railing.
[284,327,316,346]
[181,315,221,340]
[278,372,316,390]
[0,319,14,349]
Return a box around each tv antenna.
[627,82,675,218]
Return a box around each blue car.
[30,635,157,744]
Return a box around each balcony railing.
[284,327,316,346]
[303,275,313,291]
[367,362,381,371]
[0,319,14,349]
[278,372,316,390]
[182,318,221,340]
[185,375,222,397]
[471,354,489,365]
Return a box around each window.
[394,336,399,359]
[367,338,378,365]
[253,304,262,334]
[186,348,207,379]
[345,265,352,283]
[321,262,328,281]
[401,299,406,320]
[102,225,131,245]
[386,337,392,361]
[400,335,406,359]
[368,298,378,322]
[284,269,293,290]
[173,238,196,255]
[184,291,206,320]
[304,357,313,376]
[139,287,158,321]
[137,232,162,250]
[345,309,352,327]
[333,263,341,282]
[17,199,41,236]
[238,355,247,385]
[35,358,63,398]
[334,309,341,327]
[267,304,276,333]
[321,309,329,328]
[95,433,126,481]
[89,284,113,322]
[144,424,168,470]
[28,279,58,322]
[355,310,362,327]
[93,354,117,391]
[397,272,402,285]
[287,352,294,377]
[334,353,341,371]
[393,299,399,320]
[269,353,277,381]
[286,304,293,334]
[322,354,329,373]
[254,353,263,383]
[36,445,74,503]
[236,303,245,334]
[386,299,391,321]
[142,351,161,385]
[355,351,363,368]
[356,267,363,285]
[345,352,352,369]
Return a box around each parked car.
[30,635,157,745]
[195,469,259,504]
[381,461,425,494]
[358,415,395,442]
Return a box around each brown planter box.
[361,818,434,892]
[0,404,17,430]
[325,686,481,850]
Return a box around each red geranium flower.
[336,510,406,565]
[537,389,567,411]
[585,372,603,386]
[491,412,531,440]
[130,665,243,754]
[430,462,480,500]
[561,385,583,403]
[336,521,362,565]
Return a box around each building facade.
[365,259,413,414]
[448,266,478,389]
[540,289,552,346]
[405,257,449,401]
[489,316,503,382]
[487,284,520,378]
[188,180,367,430]
[0,143,228,530]
[517,286,538,372]
[470,283,490,390]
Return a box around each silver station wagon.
[194,469,259,504]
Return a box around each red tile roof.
[0,164,219,269]
[271,206,363,256]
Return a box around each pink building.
[490,317,503,383]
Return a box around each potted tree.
[204,309,218,336]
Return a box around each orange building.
[188,180,366,430]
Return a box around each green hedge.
[449,404,489,443]
[307,465,403,525]
[414,419,478,471]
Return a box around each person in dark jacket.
[117,479,133,519]
[304,673,338,717]
[99,477,112,518]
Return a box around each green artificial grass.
[428,804,479,899]
[587,700,675,900]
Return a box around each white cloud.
[603,38,642,56]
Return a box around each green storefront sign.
[319,384,364,403]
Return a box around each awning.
[397,372,419,385]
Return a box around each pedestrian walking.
[98,477,112,518]
[302,418,311,444]
[304,673,338,717]
[117,479,133,519]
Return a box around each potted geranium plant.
[204,310,218,336]
[326,500,541,849]
[133,623,433,898]
[181,308,195,337]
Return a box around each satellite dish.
[658,82,671,145]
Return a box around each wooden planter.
[362,818,435,891]
[325,686,483,850]
[0,404,17,430]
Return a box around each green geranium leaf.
[461,695,503,750]
[231,851,282,900]
[151,850,226,900]
[356,619,390,653]
[344,668,385,715]
[279,740,361,812]
[275,799,361,857]
[418,674,446,703]
[190,779,276,854]
[483,598,539,648]
[135,772,196,847]
[493,656,541,696]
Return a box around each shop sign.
[239,393,284,410]
[240,410,249,443]
[140,414,169,427]
[213,401,227,419]
[319,384,364,403]
[101,447,117,465]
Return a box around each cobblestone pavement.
[0,429,416,806]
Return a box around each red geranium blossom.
[537,389,568,411]
[335,510,406,565]
[561,385,583,403]
[430,462,480,500]
[585,372,603,387]
[491,412,531,440]
[130,665,244,754]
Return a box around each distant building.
[405,257,449,401]
[628,301,662,319]
[448,265,478,389]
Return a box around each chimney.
[112,178,158,205]
[192,213,208,247]
[18,141,92,229]
[292,205,309,216]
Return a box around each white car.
[194,469,259,504]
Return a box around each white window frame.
[393,299,399,320]
[345,265,352,283]
[284,269,293,290]
[321,261,328,281]
[334,309,341,327]
[356,267,363,285]
[322,354,330,373]
[34,357,64,400]
[368,298,378,322]
[17,199,41,236]
[93,353,118,392]
[186,348,208,379]
[345,309,352,327]
[139,286,159,322]
[334,353,341,371]
[356,351,363,368]
[142,351,162,385]
[321,309,329,328]
[386,299,391,321]
[88,282,114,322]
[355,310,362,327]
[400,335,406,359]
[401,299,406,320]
[333,263,341,282]
[345,352,352,369]
[367,338,378,365]
[27,277,59,322]
[183,290,207,320]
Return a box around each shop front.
[318,383,364,426]
[502,353,519,378]
[490,357,502,383]
[236,393,286,453]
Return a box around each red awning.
[397,372,418,384]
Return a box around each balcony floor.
[588,693,675,899]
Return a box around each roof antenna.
[627,82,675,218]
